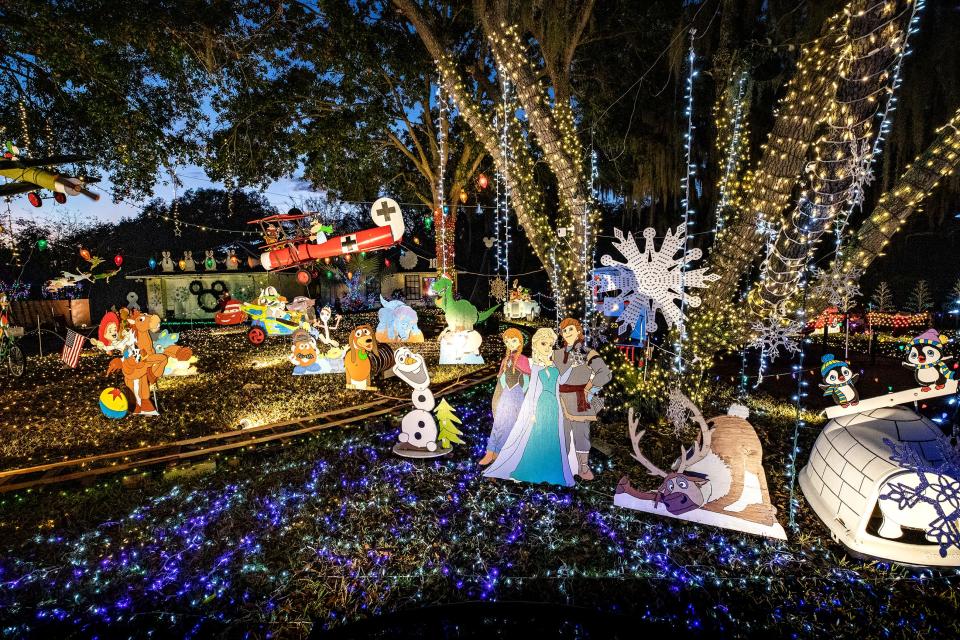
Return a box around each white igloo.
[799,406,960,566]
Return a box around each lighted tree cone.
[838,107,960,275]
[392,0,594,316]
[754,0,915,314]
[702,14,842,313]
[433,205,458,290]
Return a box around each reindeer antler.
[627,407,668,478]
[671,391,713,473]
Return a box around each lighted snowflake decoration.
[811,264,863,311]
[880,437,960,558]
[845,137,875,208]
[665,388,693,435]
[749,313,804,362]
[594,225,719,336]
[490,277,507,302]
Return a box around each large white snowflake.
[594,225,719,336]
[811,264,863,311]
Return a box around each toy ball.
[99,387,129,419]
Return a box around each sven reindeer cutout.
[613,392,787,540]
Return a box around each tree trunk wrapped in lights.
[392,0,596,316]
[702,15,841,313]
[839,107,960,276]
[753,0,915,314]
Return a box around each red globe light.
[477,174,489,189]
[296,270,311,285]
[114,254,123,267]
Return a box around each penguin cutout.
[391,347,447,458]
[182,251,196,271]
[903,329,956,392]
[819,354,860,408]
[226,248,239,271]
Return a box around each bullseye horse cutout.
[614,393,787,540]
[106,310,193,416]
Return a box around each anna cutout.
[479,328,531,466]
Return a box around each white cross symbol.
[341,235,359,253]
[375,200,396,222]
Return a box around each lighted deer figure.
[615,393,781,532]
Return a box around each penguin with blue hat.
[819,354,860,408]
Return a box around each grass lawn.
[0,341,958,638]
[0,310,494,471]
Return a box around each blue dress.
[507,367,571,485]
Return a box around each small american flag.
[61,328,86,368]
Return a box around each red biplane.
[248,197,405,280]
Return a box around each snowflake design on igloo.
[490,277,507,302]
[880,437,960,557]
[749,313,804,362]
[595,225,719,336]
[810,264,863,311]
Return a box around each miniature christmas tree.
[871,281,894,311]
[906,279,933,314]
[434,398,465,449]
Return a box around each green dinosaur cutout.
[431,276,498,333]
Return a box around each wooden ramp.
[822,379,959,420]
[0,366,496,494]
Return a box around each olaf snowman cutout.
[903,329,955,392]
[392,347,448,458]
[819,354,860,408]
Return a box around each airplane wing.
[0,155,91,169]
[0,182,39,197]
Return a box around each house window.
[404,275,421,300]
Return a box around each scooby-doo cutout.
[105,310,193,416]
[344,324,394,390]
[614,392,786,540]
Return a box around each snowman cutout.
[160,251,175,273]
[903,329,956,392]
[392,347,448,458]
[182,251,196,271]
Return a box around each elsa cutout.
[483,328,577,486]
